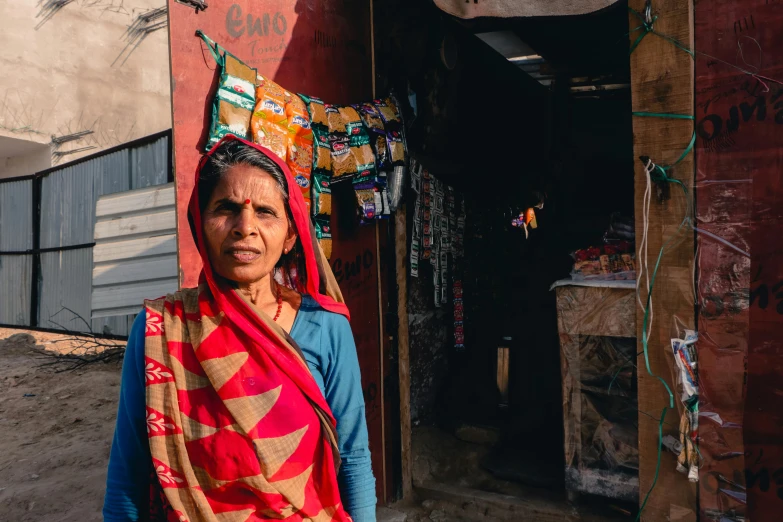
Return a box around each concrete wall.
[0,0,171,179]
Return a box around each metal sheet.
[36,136,171,333]
[40,164,95,249]
[0,256,32,325]
[0,179,33,325]
[38,249,92,331]
[0,179,33,250]
[91,183,178,327]
[131,136,169,188]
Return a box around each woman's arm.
[103,312,150,521]
[321,313,377,522]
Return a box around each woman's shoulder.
[298,294,349,326]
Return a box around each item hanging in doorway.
[198,31,257,151]
[510,191,545,239]
[409,157,467,349]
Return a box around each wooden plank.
[96,183,175,218]
[395,206,413,499]
[94,210,176,240]
[93,234,177,263]
[415,481,580,522]
[628,1,697,520]
[93,254,178,287]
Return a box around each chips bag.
[374,97,406,166]
[198,31,256,151]
[249,76,314,211]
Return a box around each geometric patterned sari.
[143,135,352,522]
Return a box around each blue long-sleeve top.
[103,295,376,521]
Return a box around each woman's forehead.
[213,165,283,199]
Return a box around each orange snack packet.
[253,76,287,125]
[250,118,287,160]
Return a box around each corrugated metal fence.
[0,131,172,336]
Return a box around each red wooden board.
[166,0,386,501]
[695,2,783,520]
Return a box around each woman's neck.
[235,274,277,307]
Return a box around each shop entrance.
[376,2,639,518]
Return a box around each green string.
[196,29,225,66]
[628,7,695,59]
[632,112,694,120]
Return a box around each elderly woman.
[103,135,376,521]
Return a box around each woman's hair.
[196,139,306,289]
[198,140,289,213]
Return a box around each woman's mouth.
[226,247,261,263]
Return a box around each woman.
[103,135,376,521]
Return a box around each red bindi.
[244,199,251,205]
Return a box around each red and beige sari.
[143,135,352,522]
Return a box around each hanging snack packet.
[314,215,333,259]
[288,135,313,212]
[250,75,289,160]
[356,103,390,170]
[326,104,346,133]
[198,31,257,150]
[374,98,405,166]
[356,188,377,223]
[330,134,355,182]
[251,118,288,160]
[286,94,313,140]
[304,96,328,127]
[356,102,384,131]
[300,94,332,178]
[312,172,332,216]
[340,106,377,185]
[253,75,288,125]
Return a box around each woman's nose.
[232,209,257,237]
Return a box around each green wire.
[632,112,694,120]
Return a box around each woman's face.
[201,164,297,285]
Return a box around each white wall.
[0,0,172,178]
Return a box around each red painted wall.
[695,2,783,519]
[166,0,387,501]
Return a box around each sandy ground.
[0,328,125,522]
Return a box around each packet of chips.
[286,95,312,140]
[250,118,287,159]
[326,104,346,133]
[374,97,406,166]
[340,106,377,185]
[330,134,355,182]
[357,103,390,170]
[198,31,257,151]
[312,171,332,216]
[253,75,287,125]
[288,136,313,213]
[356,188,377,223]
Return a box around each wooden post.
[395,205,413,499]
[628,1,697,520]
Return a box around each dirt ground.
[0,328,126,521]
